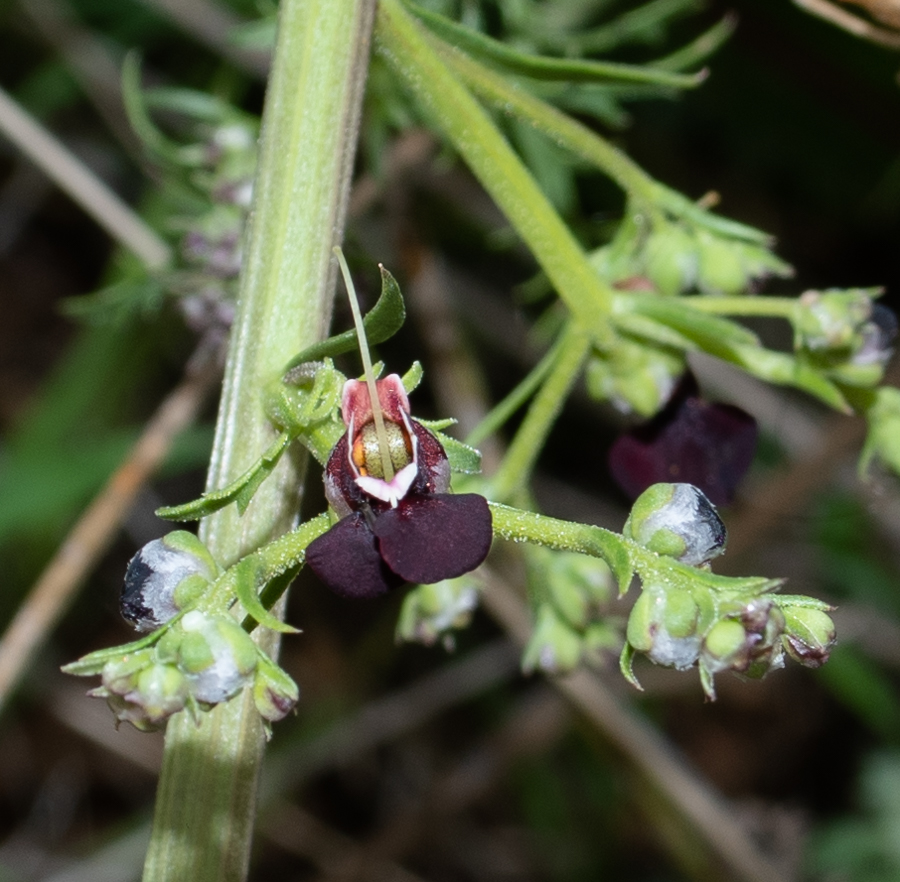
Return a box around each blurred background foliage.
[0,0,899,880]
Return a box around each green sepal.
[698,662,717,700]
[61,629,165,677]
[231,558,299,634]
[156,431,292,522]
[775,594,835,612]
[416,419,483,474]
[282,265,406,371]
[402,360,424,393]
[619,642,642,690]
[608,541,635,597]
[416,416,456,431]
[406,1,706,90]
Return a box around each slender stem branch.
[376,0,615,336]
[142,1,375,880]
[488,325,591,502]
[0,85,171,269]
[465,335,563,447]
[680,295,798,320]
[488,502,626,566]
[489,325,591,500]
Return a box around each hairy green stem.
[489,324,591,502]
[376,0,615,337]
[142,1,375,880]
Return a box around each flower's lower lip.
[306,493,493,599]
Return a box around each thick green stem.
[489,324,591,502]
[142,1,375,880]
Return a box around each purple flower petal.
[609,378,757,506]
[373,493,493,584]
[306,513,405,599]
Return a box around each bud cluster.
[585,338,684,417]
[521,549,618,674]
[795,288,897,386]
[621,484,836,697]
[174,117,258,344]
[596,206,792,297]
[90,610,298,731]
[396,575,480,648]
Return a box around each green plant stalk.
[489,324,591,502]
[465,333,564,447]
[375,0,614,338]
[678,295,798,320]
[142,1,376,880]
[433,37,769,244]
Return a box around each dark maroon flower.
[608,374,757,506]
[306,375,492,599]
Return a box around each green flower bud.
[586,342,683,418]
[522,605,584,674]
[100,649,155,697]
[702,619,747,672]
[700,599,786,688]
[782,607,836,668]
[624,483,726,566]
[178,611,259,705]
[95,656,188,731]
[796,289,873,354]
[252,655,300,723]
[120,532,217,632]
[396,576,479,646]
[134,664,189,724]
[861,386,900,476]
[696,232,792,296]
[530,549,613,632]
[642,223,698,296]
[696,232,747,296]
[626,585,702,670]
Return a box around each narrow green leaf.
[156,431,292,521]
[612,311,698,351]
[61,630,163,677]
[122,54,204,166]
[282,264,406,370]
[407,1,706,89]
[608,541,635,597]
[626,296,760,348]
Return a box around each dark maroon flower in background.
[608,374,757,506]
[306,375,493,599]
